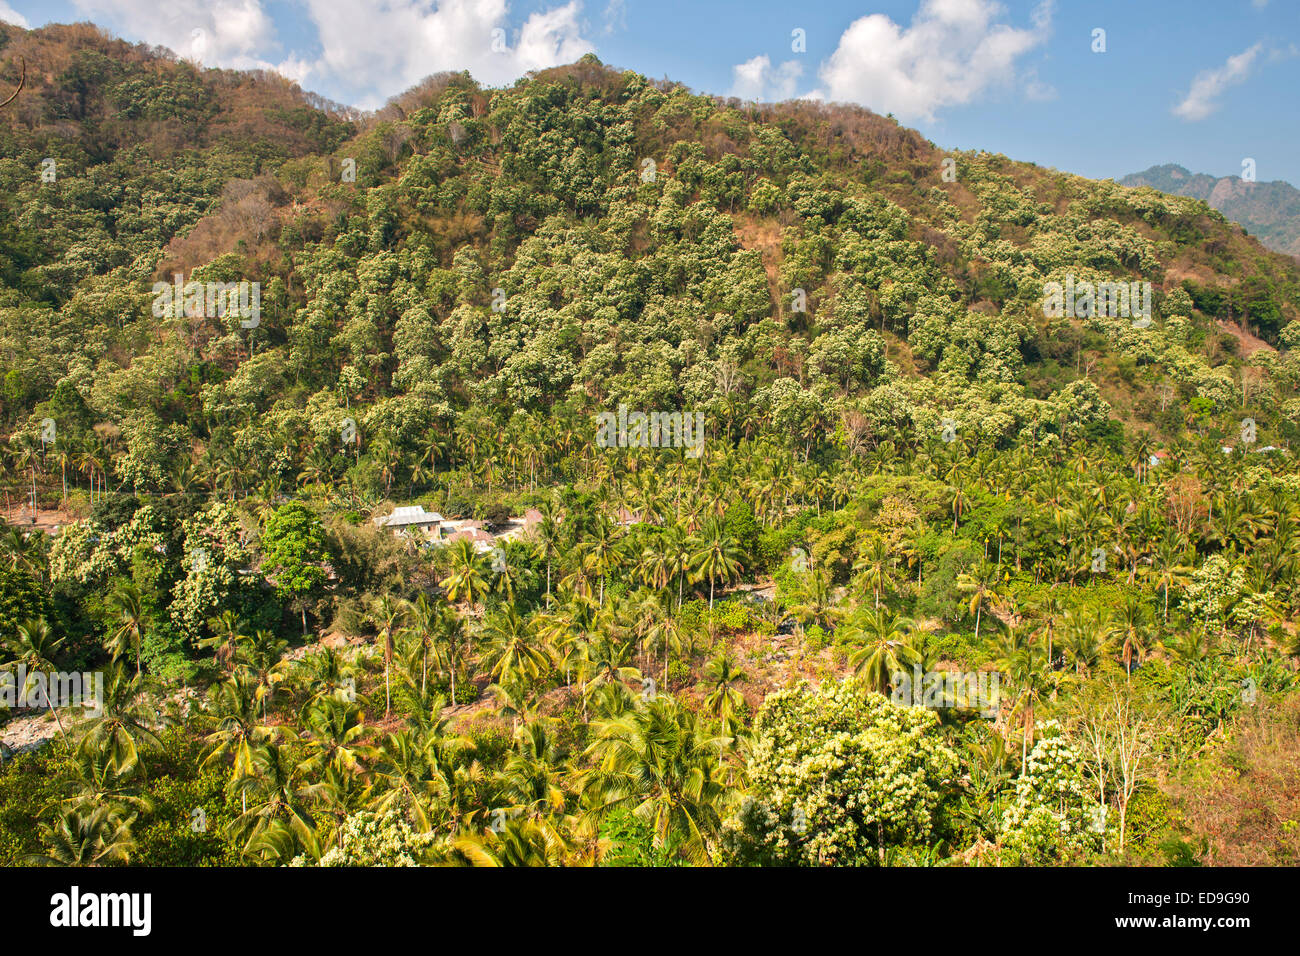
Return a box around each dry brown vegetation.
[1171,694,1300,865]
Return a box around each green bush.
[599,806,685,866]
[709,600,751,634]
[804,624,827,651]
[140,618,200,683]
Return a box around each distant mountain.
[1121,164,1300,257]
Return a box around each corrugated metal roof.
[376,505,444,527]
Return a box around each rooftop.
[374,505,445,528]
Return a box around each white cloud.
[602,0,627,35]
[71,0,277,69]
[1021,66,1056,102]
[1173,43,1262,121]
[0,2,29,28]
[729,54,803,101]
[815,0,1054,121]
[70,0,596,109]
[292,0,594,107]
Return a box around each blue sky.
[5,0,1299,184]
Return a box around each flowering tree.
[727,676,958,866]
[999,721,1100,863]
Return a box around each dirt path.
[2,505,78,533]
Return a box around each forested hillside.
[1,22,1299,867]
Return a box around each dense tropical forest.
[1,21,1299,867]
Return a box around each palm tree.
[369,725,456,834]
[201,674,271,785]
[690,518,744,611]
[404,594,442,698]
[852,535,893,609]
[580,696,729,864]
[785,562,833,633]
[536,588,599,715]
[1147,534,1193,623]
[76,443,100,504]
[296,764,364,856]
[1130,432,1156,483]
[533,496,564,605]
[200,610,249,674]
[104,583,148,679]
[439,609,469,705]
[441,538,489,607]
[1029,590,1065,671]
[494,719,573,841]
[3,618,70,745]
[957,561,1000,642]
[1000,641,1051,767]
[487,678,538,733]
[0,526,46,578]
[239,629,291,719]
[75,664,162,776]
[1063,605,1111,676]
[52,438,72,508]
[13,436,42,519]
[28,804,138,866]
[294,645,359,704]
[702,653,747,734]
[482,606,549,687]
[451,816,568,866]
[231,741,316,863]
[490,539,533,603]
[1111,593,1153,680]
[582,628,641,706]
[296,694,370,778]
[297,445,333,494]
[371,595,409,720]
[662,524,694,609]
[845,609,920,693]
[58,747,155,817]
[583,517,622,606]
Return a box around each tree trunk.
[41,684,69,747]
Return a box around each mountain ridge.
[1120,163,1300,258]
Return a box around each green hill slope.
[2,26,1300,485]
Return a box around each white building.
[373,505,445,538]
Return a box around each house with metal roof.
[373,505,445,537]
